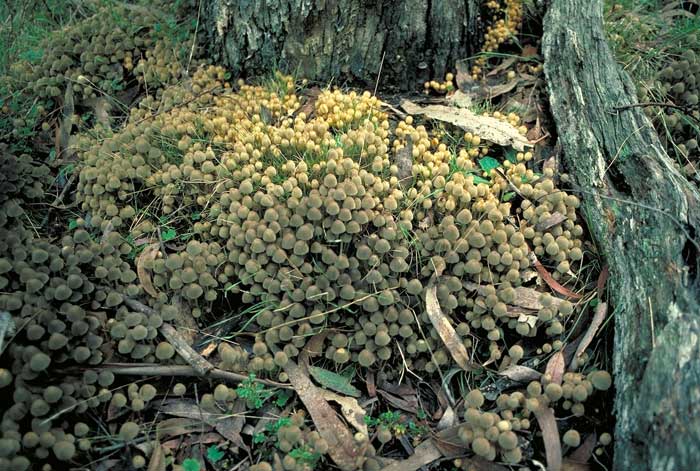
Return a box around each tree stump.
[542,1,700,469]
[203,0,481,89]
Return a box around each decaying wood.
[204,0,480,89]
[543,1,700,469]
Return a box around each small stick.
[103,363,291,389]
[124,298,213,375]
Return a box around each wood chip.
[136,243,160,298]
[401,99,531,151]
[425,284,475,371]
[284,361,365,471]
[570,302,607,370]
[532,403,562,471]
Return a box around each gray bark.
[542,1,700,469]
[203,0,481,89]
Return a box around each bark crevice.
[204,0,480,89]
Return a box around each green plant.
[236,374,273,409]
[289,445,321,467]
[364,410,428,438]
[252,417,292,445]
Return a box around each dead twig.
[103,363,291,389]
[124,298,212,375]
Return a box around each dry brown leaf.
[214,399,247,449]
[322,390,368,436]
[437,405,457,430]
[293,86,321,119]
[299,331,329,368]
[596,266,609,298]
[567,432,597,464]
[377,389,418,414]
[156,417,212,441]
[366,370,376,397]
[465,282,564,311]
[284,361,365,471]
[425,284,474,371]
[158,399,245,447]
[522,45,539,57]
[381,439,443,471]
[529,253,583,300]
[161,432,221,451]
[499,365,541,383]
[401,100,530,151]
[487,57,518,77]
[535,212,568,232]
[513,286,563,310]
[571,302,608,370]
[545,350,566,385]
[136,243,160,298]
[532,404,562,471]
[147,441,167,471]
[484,80,519,100]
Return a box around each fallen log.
[542,1,700,469]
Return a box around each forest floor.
[0,1,697,471]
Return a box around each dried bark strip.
[401,100,530,151]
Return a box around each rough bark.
[203,0,481,89]
[542,1,700,469]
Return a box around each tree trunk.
[203,0,481,89]
[542,1,700,469]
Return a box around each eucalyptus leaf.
[308,366,361,397]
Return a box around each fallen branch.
[124,297,213,375]
[103,363,292,389]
